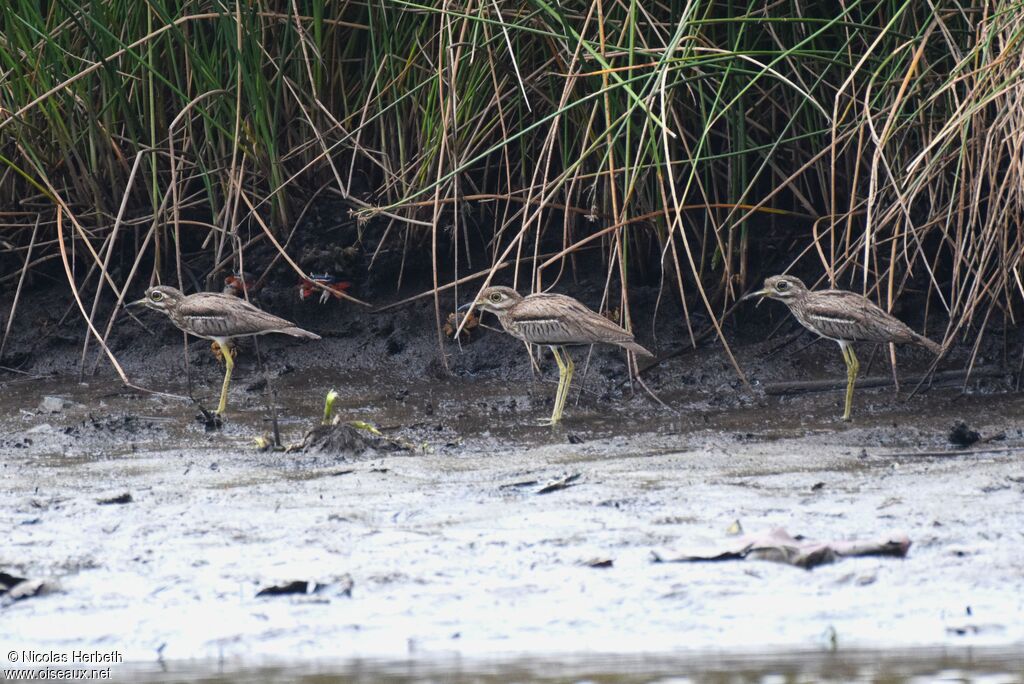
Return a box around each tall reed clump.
[1,1,1023,375]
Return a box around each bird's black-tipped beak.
[457,301,476,313]
[126,297,148,308]
[740,288,770,303]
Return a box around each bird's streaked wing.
[177,293,303,339]
[508,294,636,346]
[801,290,916,344]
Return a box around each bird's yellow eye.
[776,281,789,291]
[489,293,502,302]
[151,291,164,302]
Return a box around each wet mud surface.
[2,281,1024,678]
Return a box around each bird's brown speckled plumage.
[754,276,939,353]
[472,286,652,357]
[745,275,941,420]
[151,288,319,341]
[463,286,652,425]
[130,285,319,415]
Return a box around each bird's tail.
[283,327,321,340]
[619,340,654,359]
[913,332,941,355]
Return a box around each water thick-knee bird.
[743,275,941,421]
[129,285,320,415]
[460,286,653,425]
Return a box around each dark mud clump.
[949,421,982,447]
[300,421,409,458]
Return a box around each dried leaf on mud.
[97,492,132,505]
[256,574,354,598]
[651,527,911,570]
[1,571,59,604]
[499,479,539,490]
[536,473,581,495]
[580,558,614,568]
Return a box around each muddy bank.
[2,362,1024,668]
[2,265,1024,678]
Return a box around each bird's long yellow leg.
[555,348,575,422]
[216,340,234,415]
[840,342,859,422]
[548,346,567,425]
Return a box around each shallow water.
[100,647,1024,683]
[2,368,1023,679]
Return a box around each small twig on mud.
[0,217,38,360]
[270,388,282,449]
[762,329,815,361]
[631,354,669,409]
[119,308,157,335]
[763,366,1003,396]
[194,403,222,430]
[56,206,190,403]
[90,185,173,375]
[624,294,755,390]
[79,151,145,379]
[875,446,1024,459]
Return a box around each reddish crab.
[210,339,237,365]
[223,272,258,297]
[444,310,479,341]
[299,274,352,304]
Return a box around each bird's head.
[129,285,184,312]
[459,286,522,314]
[742,275,808,303]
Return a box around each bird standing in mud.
[129,286,320,416]
[743,275,941,421]
[460,286,653,425]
